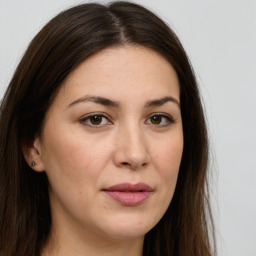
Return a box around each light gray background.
[0,1,255,255]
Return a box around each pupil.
[151,116,161,124]
[90,115,102,125]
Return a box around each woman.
[0,1,216,256]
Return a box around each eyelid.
[79,112,176,129]
[145,112,175,126]
[79,112,113,128]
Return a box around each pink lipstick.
[103,183,153,206]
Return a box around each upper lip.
[103,182,153,192]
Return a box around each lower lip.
[103,191,152,206]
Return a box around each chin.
[98,213,157,239]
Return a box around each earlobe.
[22,137,45,172]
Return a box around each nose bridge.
[125,122,146,155]
[114,121,149,169]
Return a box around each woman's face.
[32,46,183,241]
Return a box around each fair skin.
[24,46,183,256]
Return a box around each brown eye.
[89,115,102,125]
[150,115,162,125]
[80,114,110,128]
[146,114,174,127]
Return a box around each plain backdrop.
[0,0,255,255]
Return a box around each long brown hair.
[0,2,216,255]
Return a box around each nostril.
[121,161,148,169]
[121,162,136,170]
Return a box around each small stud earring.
[31,162,36,167]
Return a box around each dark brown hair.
[0,2,216,255]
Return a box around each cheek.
[150,133,183,197]
[152,134,183,174]
[40,126,113,188]
[40,130,110,216]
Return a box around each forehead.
[54,45,180,107]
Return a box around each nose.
[113,124,150,170]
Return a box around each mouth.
[102,183,154,206]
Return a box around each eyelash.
[80,112,175,128]
[79,112,112,128]
[146,113,175,127]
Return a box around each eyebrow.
[67,96,120,108]
[144,96,180,108]
[67,95,180,109]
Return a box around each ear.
[22,137,45,172]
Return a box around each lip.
[102,183,153,206]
